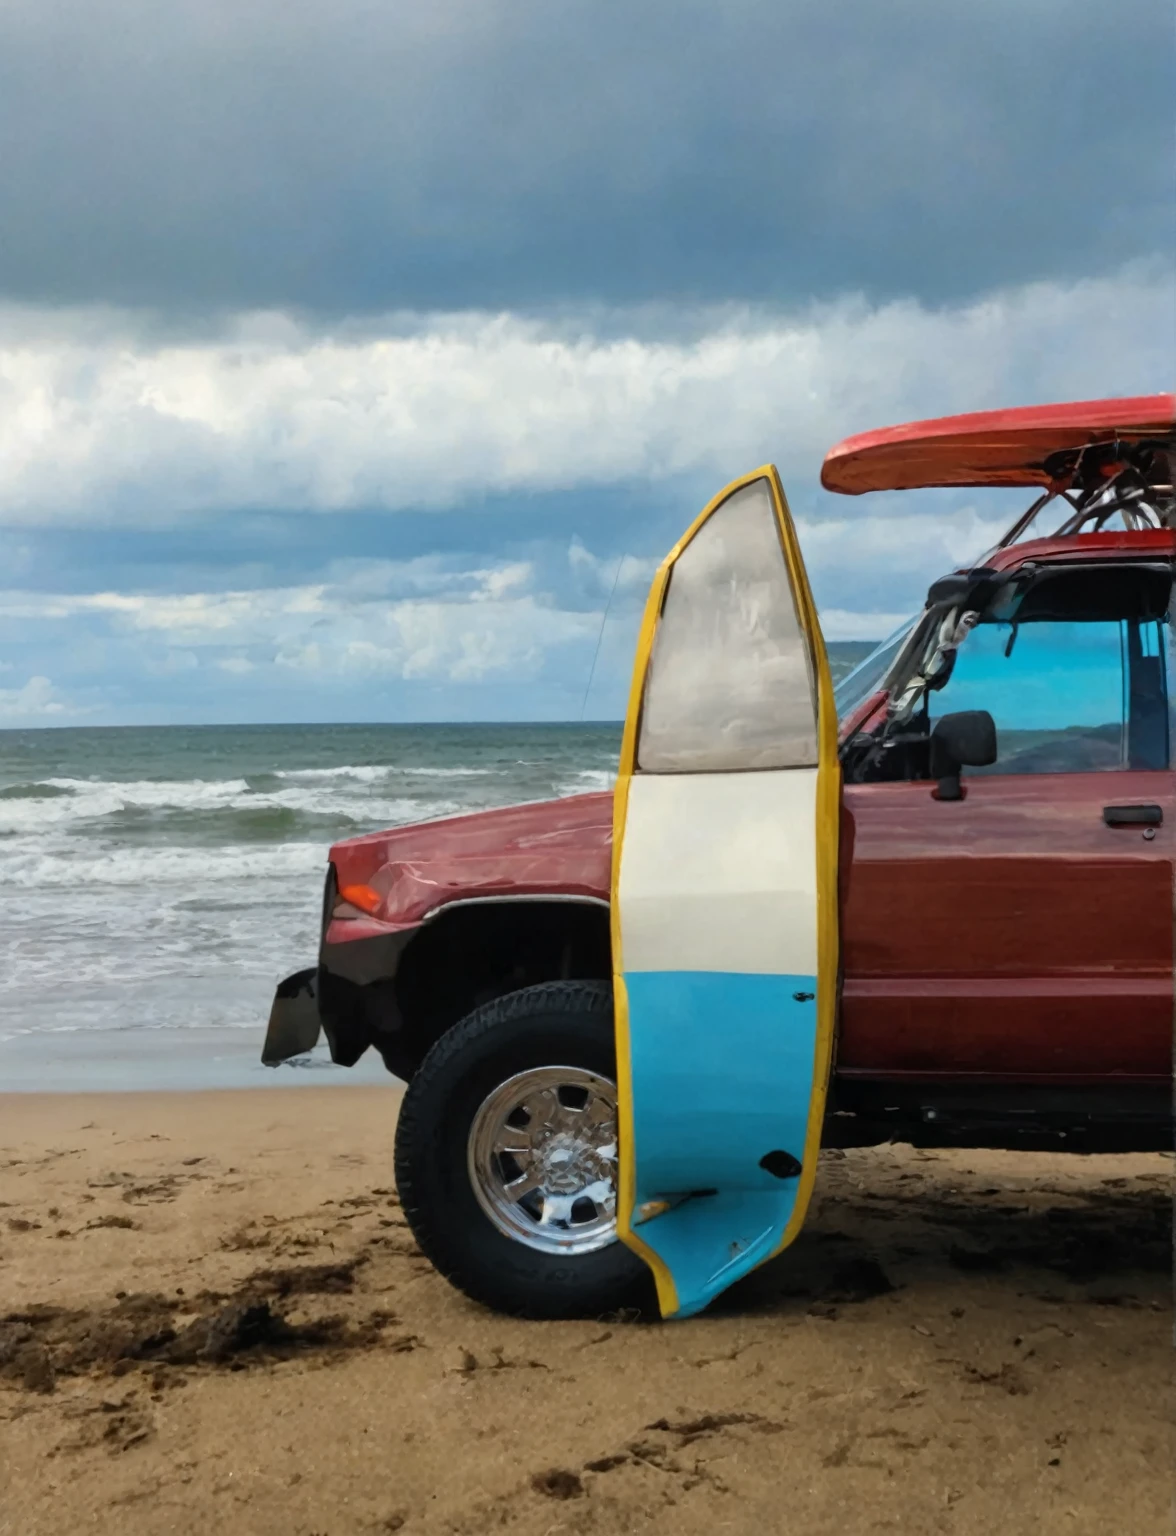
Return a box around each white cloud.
[818,610,914,642]
[0,675,67,717]
[567,540,659,598]
[0,262,1170,525]
[473,562,533,602]
[145,649,199,675]
[0,560,602,685]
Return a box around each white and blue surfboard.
[611,468,839,1320]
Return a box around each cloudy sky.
[1,0,1173,725]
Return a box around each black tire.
[394,980,653,1319]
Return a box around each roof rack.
[994,438,1174,549]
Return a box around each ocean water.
[0,724,621,1092]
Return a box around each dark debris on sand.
[0,1257,390,1392]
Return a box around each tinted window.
[929,617,1169,773]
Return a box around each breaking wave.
[3,838,328,889]
[271,764,394,783]
[0,780,74,800]
[0,776,460,840]
[557,768,616,795]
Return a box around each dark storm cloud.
[1,0,1171,314]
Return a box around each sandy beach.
[0,1087,1170,1535]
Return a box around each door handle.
[1103,804,1163,827]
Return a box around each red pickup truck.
[264,394,1175,1320]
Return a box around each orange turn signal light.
[337,883,382,916]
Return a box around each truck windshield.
[833,617,918,721]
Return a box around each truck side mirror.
[930,710,997,801]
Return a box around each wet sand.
[0,1088,1171,1535]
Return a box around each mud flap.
[262,967,322,1065]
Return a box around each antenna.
[579,555,625,721]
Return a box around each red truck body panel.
[326,793,613,946]
[839,773,1173,1085]
[326,768,1174,1085]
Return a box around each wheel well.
[385,900,611,1079]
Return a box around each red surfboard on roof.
[821,392,1176,494]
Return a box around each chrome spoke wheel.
[468,1066,618,1255]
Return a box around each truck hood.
[327,792,613,936]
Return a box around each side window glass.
[929,618,1169,773]
[637,478,817,773]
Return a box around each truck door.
[840,566,1175,1097]
[611,468,840,1319]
